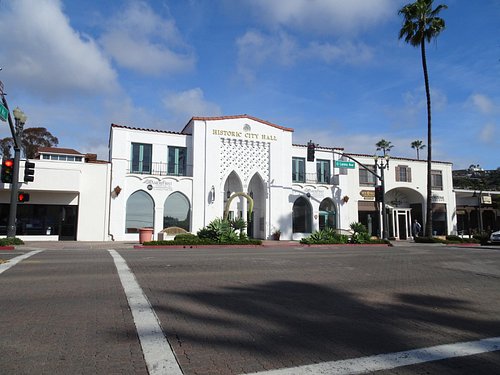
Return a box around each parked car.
[490,230,500,244]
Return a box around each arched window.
[164,192,191,231]
[125,190,154,233]
[293,196,312,233]
[319,198,336,230]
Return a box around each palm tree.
[399,0,447,237]
[376,139,394,156]
[411,140,426,159]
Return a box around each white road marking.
[108,249,183,375]
[248,337,500,375]
[0,250,44,274]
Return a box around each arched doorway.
[319,198,336,230]
[223,171,243,220]
[163,192,191,231]
[293,196,312,233]
[248,173,266,239]
[125,190,154,233]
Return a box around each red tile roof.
[111,123,185,135]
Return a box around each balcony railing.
[292,173,336,185]
[128,161,193,177]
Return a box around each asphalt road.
[1,243,500,374]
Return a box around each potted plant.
[272,228,281,240]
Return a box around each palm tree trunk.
[421,39,433,237]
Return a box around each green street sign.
[0,103,7,122]
[335,160,355,169]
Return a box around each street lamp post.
[375,155,390,240]
[6,107,27,238]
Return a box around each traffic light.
[1,158,14,183]
[18,192,30,202]
[24,161,35,183]
[307,141,315,162]
[375,185,384,202]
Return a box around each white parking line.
[0,250,44,275]
[108,249,183,375]
[248,336,500,375]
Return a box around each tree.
[399,0,447,237]
[0,137,14,159]
[376,139,394,156]
[411,140,426,159]
[0,127,59,159]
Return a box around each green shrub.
[0,237,24,246]
[142,238,262,246]
[349,222,370,244]
[446,235,462,242]
[300,228,349,244]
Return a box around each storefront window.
[163,192,190,231]
[125,190,154,233]
[293,196,312,233]
[319,198,336,230]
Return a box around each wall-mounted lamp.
[306,192,311,198]
[112,185,122,197]
[210,185,215,203]
[227,189,231,199]
[249,190,253,198]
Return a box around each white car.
[490,231,500,244]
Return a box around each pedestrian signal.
[18,192,30,202]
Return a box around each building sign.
[143,179,173,191]
[482,195,492,205]
[212,129,277,141]
[431,194,445,202]
[360,190,375,200]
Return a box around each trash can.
[139,227,154,244]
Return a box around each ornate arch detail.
[219,138,270,184]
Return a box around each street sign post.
[335,160,355,169]
[0,102,7,122]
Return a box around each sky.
[0,0,498,169]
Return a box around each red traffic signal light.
[18,192,30,202]
[1,158,14,183]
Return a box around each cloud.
[306,41,373,65]
[163,88,222,118]
[0,0,118,98]
[100,2,195,75]
[242,0,396,34]
[469,94,495,114]
[236,30,298,82]
[236,30,374,82]
[479,123,496,143]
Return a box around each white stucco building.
[108,115,457,241]
[0,148,110,240]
